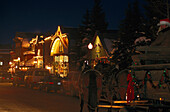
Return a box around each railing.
[133,46,170,61]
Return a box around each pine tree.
[119,3,133,45]
[78,9,92,63]
[78,0,108,66]
[119,1,145,46]
[79,9,93,41]
[113,0,145,70]
[91,0,108,33]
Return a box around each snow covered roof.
[103,38,115,53]
[92,31,118,55]
[14,32,51,42]
[23,51,35,55]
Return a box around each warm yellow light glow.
[34,61,37,64]
[39,40,44,44]
[17,37,23,41]
[126,93,127,100]
[18,57,20,61]
[113,100,148,104]
[44,36,51,41]
[22,39,30,48]
[13,59,18,62]
[56,26,62,36]
[46,66,52,70]
[21,67,28,71]
[50,38,63,56]
[37,49,41,56]
[88,43,93,49]
[9,62,12,65]
[97,105,124,109]
[51,26,68,48]
[160,98,163,101]
[30,36,38,44]
[113,101,127,104]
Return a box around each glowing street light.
[18,57,20,61]
[88,43,93,50]
[9,61,12,65]
[17,57,20,69]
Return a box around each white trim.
[157,21,170,26]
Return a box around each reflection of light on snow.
[134,36,151,45]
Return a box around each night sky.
[0,0,145,44]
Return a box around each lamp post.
[88,43,93,67]
[40,35,45,68]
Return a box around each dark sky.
[0,0,145,44]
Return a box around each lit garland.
[158,69,169,88]
[131,69,169,89]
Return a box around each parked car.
[0,72,13,83]
[13,71,26,86]
[39,75,63,93]
[24,68,50,89]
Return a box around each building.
[10,26,118,77]
[0,44,12,73]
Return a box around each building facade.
[10,26,118,77]
[0,44,12,74]
[10,26,69,77]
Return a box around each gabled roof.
[92,30,118,54]
[90,32,109,59]
[14,32,51,42]
[50,26,69,56]
[60,27,118,50]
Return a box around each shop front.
[50,26,69,77]
[53,55,69,77]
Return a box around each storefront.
[53,55,69,77]
[50,26,69,77]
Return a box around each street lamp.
[88,43,93,67]
[88,43,93,50]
